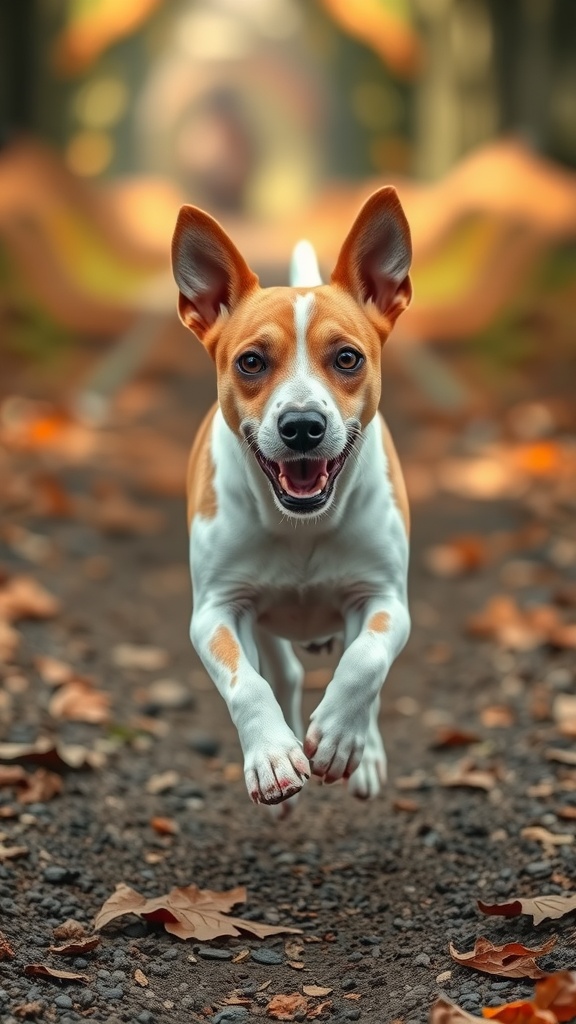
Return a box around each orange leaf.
[266,993,309,1020]
[430,996,486,1023]
[482,1001,556,1023]
[24,964,89,982]
[449,936,556,979]
[49,680,110,724]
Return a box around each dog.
[171,186,412,810]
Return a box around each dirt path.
[1,352,575,1024]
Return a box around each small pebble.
[187,733,220,758]
[524,861,553,878]
[413,952,431,967]
[196,947,234,961]
[342,1009,361,1021]
[211,1009,248,1024]
[55,995,73,1009]
[99,986,124,1000]
[341,977,357,991]
[251,948,283,965]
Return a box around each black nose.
[278,410,327,452]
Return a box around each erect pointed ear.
[331,186,412,334]
[171,205,259,343]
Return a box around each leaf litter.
[94,882,301,941]
[449,935,557,978]
[431,970,576,1024]
[478,892,576,925]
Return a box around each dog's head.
[172,187,412,516]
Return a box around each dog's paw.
[244,737,310,806]
[347,739,387,799]
[304,704,368,783]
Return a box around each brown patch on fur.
[187,403,218,527]
[307,287,383,427]
[209,625,240,684]
[380,414,410,535]
[367,611,390,634]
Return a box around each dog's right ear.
[172,206,259,343]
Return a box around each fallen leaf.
[0,576,60,623]
[13,1000,44,1019]
[552,695,576,738]
[52,920,87,941]
[546,749,576,766]
[392,797,420,812]
[134,968,149,987]
[556,806,576,821]
[480,706,516,728]
[48,680,111,725]
[395,771,428,790]
[145,770,179,795]
[267,993,308,1021]
[285,939,304,960]
[431,727,481,749]
[18,768,63,804]
[24,964,89,982]
[232,949,250,963]
[521,826,574,848]
[0,765,28,787]
[112,643,169,671]
[343,994,361,1001]
[467,596,576,652]
[438,760,497,791]
[482,1001,556,1023]
[34,655,74,686]
[48,935,100,955]
[288,960,305,969]
[430,996,486,1023]
[0,844,29,861]
[0,930,15,959]
[449,936,556,979]
[478,894,576,925]
[94,882,301,941]
[303,985,332,997]
[0,737,104,770]
[425,536,488,578]
[150,816,179,836]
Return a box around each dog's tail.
[289,240,323,288]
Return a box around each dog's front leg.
[191,606,310,805]
[304,595,410,784]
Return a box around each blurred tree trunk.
[0,0,38,140]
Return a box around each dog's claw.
[244,739,310,806]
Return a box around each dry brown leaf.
[449,935,556,979]
[94,882,301,941]
[0,576,60,623]
[438,760,496,791]
[150,816,179,836]
[134,968,149,987]
[0,844,29,861]
[34,655,74,687]
[19,768,63,804]
[521,826,574,847]
[52,920,86,941]
[556,806,576,821]
[0,737,104,770]
[480,705,516,728]
[232,949,250,963]
[478,893,576,925]
[546,749,576,766]
[24,964,89,982]
[285,939,304,959]
[343,994,361,1001]
[0,930,15,959]
[145,770,179,795]
[13,1000,44,1020]
[303,985,332,997]
[392,797,420,812]
[48,935,100,955]
[112,643,169,671]
[430,996,486,1023]
[288,960,305,970]
[267,993,309,1021]
[467,596,576,652]
[0,765,28,787]
[48,680,111,724]
[431,726,481,749]
[425,536,488,578]
[553,695,576,738]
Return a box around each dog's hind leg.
[257,630,304,741]
[347,697,387,800]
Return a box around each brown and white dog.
[172,187,412,811]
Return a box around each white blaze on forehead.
[293,292,315,375]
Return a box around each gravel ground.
[1,353,576,1024]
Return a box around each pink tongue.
[278,459,328,498]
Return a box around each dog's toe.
[245,742,310,806]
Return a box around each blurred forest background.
[1,0,576,408]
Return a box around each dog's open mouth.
[254,450,349,513]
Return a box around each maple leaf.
[430,996,486,1023]
[478,894,576,926]
[94,882,302,941]
[449,936,556,979]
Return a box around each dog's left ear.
[172,205,259,343]
[331,186,412,334]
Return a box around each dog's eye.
[334,348,363,372]
[237,352,266,375]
